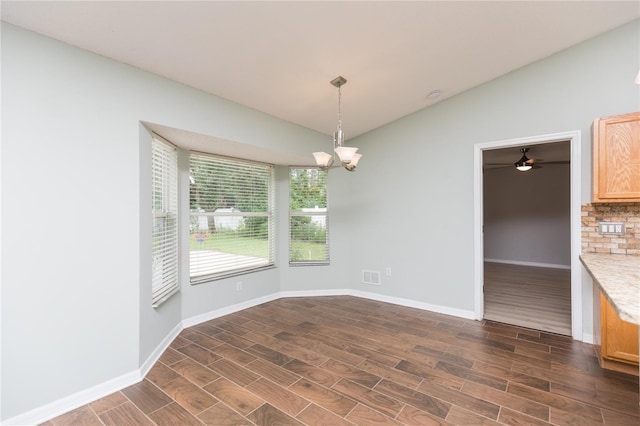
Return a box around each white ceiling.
[2,1,638,141]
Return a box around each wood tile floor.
[484,262,572,336]
[44,296,639,425]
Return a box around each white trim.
[4,323,183,426]
[280,289,476,319]
[140,322,183,378]
[2,369,142,426]
[569,134,583,340]
[7,289,475,424]
[484,258,571,270]
[182,290,361,329]
[347,290,476,320]
[182,293,281,328]
[474,131,583,340]
[279,289,351,298]
[474,143,484,320]
[582,332,594,345]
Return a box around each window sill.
[152,287,180,309]
[289,261,330,267]
[190,264,276,285]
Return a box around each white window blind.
[189,153,274,283]
[289,168,329,265]
[152,137,179,307]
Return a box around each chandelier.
[313,76,362,172]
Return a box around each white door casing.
[473,131,582,339]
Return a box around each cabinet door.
[593,112,640,202]
[601,293,639,365]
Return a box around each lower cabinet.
[598,292,639,375]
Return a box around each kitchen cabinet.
[599,292,639,374]
[592,112,640,202]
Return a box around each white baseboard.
[4,323,184,425]
[140,322,183,378]
[582,332,594,345]
[347,289,476,320]
[279,288,476,320]
[182,289,358,329]
[182,293,282,328]
[484,258,571,270]
[279,288,350,298]
[2,369,142,426]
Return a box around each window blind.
[289,168,329,265]
[189,152,274,283]
[152,137,179,307]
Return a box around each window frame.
[189,152,275,283]
[289,167,330,266]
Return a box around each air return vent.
[362,270,381,285]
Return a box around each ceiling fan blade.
[485,161,569,165]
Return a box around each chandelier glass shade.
[312,151,333,167]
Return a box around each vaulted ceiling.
[3,1,638,141]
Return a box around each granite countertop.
[580,253,640,325]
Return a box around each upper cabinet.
[592,112,640,202]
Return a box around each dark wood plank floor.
[44,296,639,425]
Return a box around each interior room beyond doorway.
[482,141,572,336]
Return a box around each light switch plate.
[599,222,624,235]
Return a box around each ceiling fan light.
[514,152,533,172]
[513,147,535,172]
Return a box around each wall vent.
[362,270,381,285]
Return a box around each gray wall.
[484,163,571,267]
[1,18,639,422]
[0,23,332,420]
[344,19,638,325]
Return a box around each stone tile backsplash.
[582,203,640,255]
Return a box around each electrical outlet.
[385,267,392,276]
[236,281,243,291]
[599,222,624,235]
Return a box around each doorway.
[483,141,571,334]
[473,131,582,339]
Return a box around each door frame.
[473,130,582,339]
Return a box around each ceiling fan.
[485,147,569,172]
